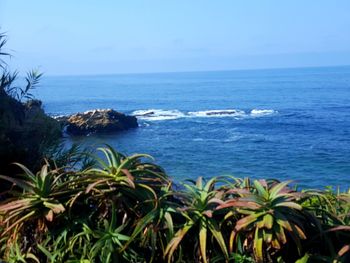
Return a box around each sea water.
[35,66,350,189]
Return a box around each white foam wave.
[133,108,277,121]
[188,109,246,118]
[250,109,277,116]
[52,114,66,119]
[132,109,185,121]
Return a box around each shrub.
[0,32,61,177]
[1,145,350,262]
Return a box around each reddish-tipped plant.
[218,180,306,262]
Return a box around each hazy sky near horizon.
[1,0,350,75]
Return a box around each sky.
[1,0,350,75]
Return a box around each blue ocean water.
[36,66,350,189]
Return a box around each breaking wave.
[250,109,276,116]
[132,109,186,121]
[132,109,277,121]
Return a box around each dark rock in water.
[59,109,138,135]
[134,110,155,117]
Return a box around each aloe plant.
[218,180,307,262]
[165,177,228,263]
[78,146,169,201]
[0,164,66,238]
[119,183,177,262]
[65,146,173,261]
[68,202,136,263]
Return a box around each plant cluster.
[0,145,349,263]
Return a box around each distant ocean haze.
[36,66,350,189]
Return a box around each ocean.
[35,66,350,189]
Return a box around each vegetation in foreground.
[0,145,349,263]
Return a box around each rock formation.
[57,109,138,135]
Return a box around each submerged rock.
[58,109,138,135]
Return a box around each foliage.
[218,180,307,262]
[0,32,41,102]
[0,31,62,177]
[0,163,66,239]
[1,145,350,262]
[165,177,228,263]
[44,142,96,170]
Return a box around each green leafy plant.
[121,183,177,262]
[218,180,307,262]
[302,187,350,261]
[0,163,66,239]
[72,204,133,262]
[165,177,228,263]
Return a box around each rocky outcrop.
[57,109,138,135]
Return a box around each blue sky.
[1,0,350,75]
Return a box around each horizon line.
[40,64,350,78]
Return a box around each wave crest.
[188,109,246,117]
[250,109,277,116]
[132,108,277,121]
[132,109,185,121]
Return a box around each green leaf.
[235,213,263,231]
[207,218,229,259]
[164,211,174,239]
[275,224,287,244]
[275,202,302,210]
[253,228,264,263]
[0,175,33,192]
[164,222,193,263]
[199,220,208,263]
[263,213,274,229]
[37,244,55,261]
[269,181,292,199]
[263,229,273,244]
[43,201,65,214]
[254,180,269,200]
[295,253,309,263]
[122,209,156,251]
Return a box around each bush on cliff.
[0,32,61,176]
